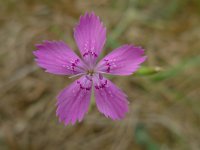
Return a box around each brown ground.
[0,0,200,150]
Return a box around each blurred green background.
[0,0,200,150]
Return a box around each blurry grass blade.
[160,0,183,19]
[89,92,95,112]
[135,66,163,76]
[132,0,153,9]
[49,25,65,38]
[106,37,120,49]
[151,56,200,82]
[135,123,149,145]
[134,123,160,150]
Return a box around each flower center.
[87,70,95,76]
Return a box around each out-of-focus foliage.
[135,123,160,150]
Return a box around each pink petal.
[96,45,147,75]
[56,76,92,125]
[74,12,106,65]
[33,40,86,75]
[93,74,129,120]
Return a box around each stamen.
[68,73,85,79]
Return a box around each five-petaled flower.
[33,12,146,125]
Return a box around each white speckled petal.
[33,41,86,75]
[96,45,146,75]
[74,12,106,65]
[56,76,92,125]
[93,74,129,120]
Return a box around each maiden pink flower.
[33,12,146,125]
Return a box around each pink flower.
[33,12,146,125]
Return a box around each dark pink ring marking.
[77,81,91,91]
[95,80,108,89]
[83,51,98,57]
